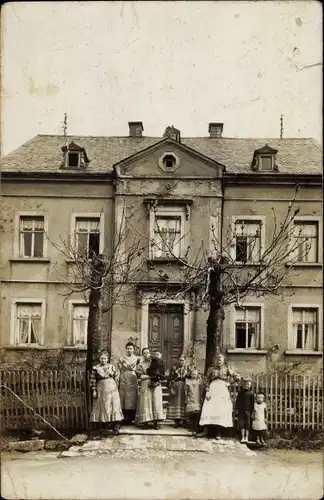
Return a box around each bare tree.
[130,188,314,374]
[49,208,148,371]
[49,188,313,376]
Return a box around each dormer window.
[251,144,278,172]
[61,142,89,169]
[260,155,273,171]
[68,151,81,168]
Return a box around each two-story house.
[0,122,322,374]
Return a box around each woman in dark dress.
[118,342,140,424]
[135,348,165,429]
[167,354,190,427]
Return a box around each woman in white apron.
[198,353,240,440]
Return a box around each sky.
[1,1,322,156]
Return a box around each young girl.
[252,392,267,445]
[185,368,203,436]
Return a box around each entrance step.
[120,423,190,437]
[59,435,257,458]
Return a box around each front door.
[148,304,184,373]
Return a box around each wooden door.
[148,305,184,373]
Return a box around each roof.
[0,134,322,175]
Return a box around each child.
[147,351,165,388]
[252,393,267,445]
[235,377,255,443]
[185,368,203,436]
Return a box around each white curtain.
[304,310,317,350]
[17,304,41,344]
[235,221,261,261]
[154,217,181,258]
[73,306,89,345]
[292,309,317,349]
[294,223,317,262]
[20,217,44,231]
[76,218,100,233]
[235,307,260,348]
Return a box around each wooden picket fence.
[0,370,323,432]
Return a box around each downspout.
[220,166,226,257]
[109,168,117,356]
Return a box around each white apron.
[199,379,233,428]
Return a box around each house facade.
[0,122,322,374]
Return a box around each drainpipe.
[109,169,117,356]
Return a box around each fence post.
[302,375,306,430]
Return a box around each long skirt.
[119,370,138,410]
[90,378,124,423]
[167,380,186,420]
[199,379,233,428]
[135,379,164,424]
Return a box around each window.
[158,152,180,172]
[260,155,273,171]
[234,220,262,263]
[147,202,190,260]
[293,221,318,263]
[75,217,101,258]
[68,152,80,168]
[291,308,318,350]
[19,216,44,257]
[153,216,181,259]
[62,142,89,169]
[251,144,278,172]
[235,307,261,349]
[13,302,44,346]
[72,305,88,346]
[163,154,176,169]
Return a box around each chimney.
[128,121,144,138]
[208,122,223,138]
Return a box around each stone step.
[120,424,190,437]
[59,435,257,458]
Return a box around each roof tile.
[1,134,322,175]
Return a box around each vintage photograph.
[0,1,322,499]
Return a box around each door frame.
[139,293,193,357]
[148,304,184,372]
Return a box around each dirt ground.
[1,448,323,500]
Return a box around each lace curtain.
[73,305,89,345]
[17,304,41,344]
[153,216,181,258]
[293,309,317,350]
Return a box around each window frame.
[149,205,188,261]
[10,298,46,347]
[14,212,48,259]
[287,304,322,353]
[290,216,321,265]
[230,216,266,264]
[230,302,265,351]
[70,213,105,257]
[259,154,274,171]
[68,300,89,348]
[67,151,81,168]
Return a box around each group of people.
[89,342,268,443]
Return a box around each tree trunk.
[204,264,225,375]
[86,256,105,372]
[86,286,103,372]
